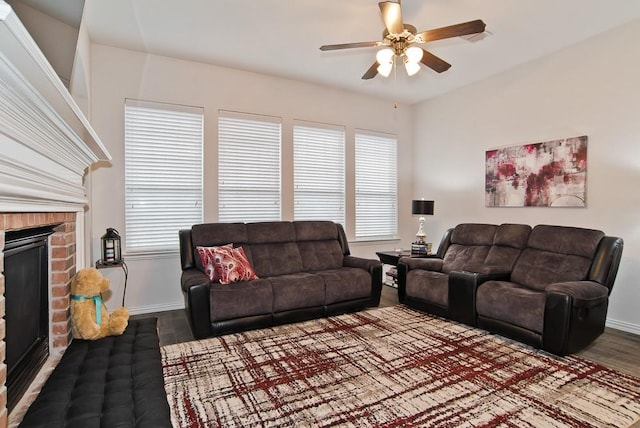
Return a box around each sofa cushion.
[192,223,248,247]
[451,223,498,246]
[246,243,304,277]
[493,224,532,248]
[483,224,532,271]
[442,223,497,273]
[209,279,273,322]
[294,221,339,241]
[247,221,296,243]
[476,281,546,333]
[298,240,344,271]
[319,268,372,305]
[442,245,491,273]
[406,270,448,306]
[511,248,595,291]
[526,225,604,258]
[269,273,325,312]
[510,225,604,290]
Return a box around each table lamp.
[412,199,434,244]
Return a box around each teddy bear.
[70,267,129,340]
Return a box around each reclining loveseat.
[179,220,382,339]
[398,223,623,355]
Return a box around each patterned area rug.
[162,306,640,427]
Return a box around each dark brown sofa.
[398,223,623,355]
[397,223,532,324]
[179,220,382,339]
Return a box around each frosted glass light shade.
[404,59,420,76]
[376,48,394,65]
[405,46,424,63]
[377,61,393,77]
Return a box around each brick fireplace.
[0,212,78,424]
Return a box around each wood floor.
[138,285,640,377]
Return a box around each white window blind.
[124,99,203,252]
[218,111,281,222]
[355,131,398,240]
[293,121,345,225]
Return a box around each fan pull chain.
[393,56,398,109]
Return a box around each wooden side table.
[376,251,416,288]
[376,250,412,266]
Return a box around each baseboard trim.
[127,301,185,316]
[605,317,640,336]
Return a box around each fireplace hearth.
[4,225,55,411]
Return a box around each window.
[218,111,281,222]
[124,99,203,252]
[293,121,345,225]
[355,131,397,240]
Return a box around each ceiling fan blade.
[320,41,380,51]
[379,1,404,35]
[420,49,451,73]
[362,62,379,80]
[417,19,486,43]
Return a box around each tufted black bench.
[19,318,171,428]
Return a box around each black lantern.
[101,228,122,264]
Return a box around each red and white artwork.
[485,136,587,207]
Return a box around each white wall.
[413,19,640,333]
[89,44,416,313]
[7,0,78,87]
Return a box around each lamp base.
[415,216,426,244]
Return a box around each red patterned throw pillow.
[196,244,231,281]
[196,245,258,284]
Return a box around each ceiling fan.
[320,1,486,79]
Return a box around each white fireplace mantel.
[0,1,110,213]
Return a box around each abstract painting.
[485,136,587,207]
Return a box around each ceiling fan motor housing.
[318,1,486,79]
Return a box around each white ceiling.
[82,0,640,105]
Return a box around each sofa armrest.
[179,229,195,270]
[396,256,445,303]
[180,269,212,339]
[181,268,210,292]
[448,270,511,325]
[544,281,610,356]
[343,255,380,271]
[399,257,444,272]
[546,281,609,308]
[343,256,383,306]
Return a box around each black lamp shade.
[412,200,434,215]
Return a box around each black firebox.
[4,225,55,411]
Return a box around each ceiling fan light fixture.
[405,46,423,63]
[404,58,421,76]
[377,61,393,77]
[375,47,394,65]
